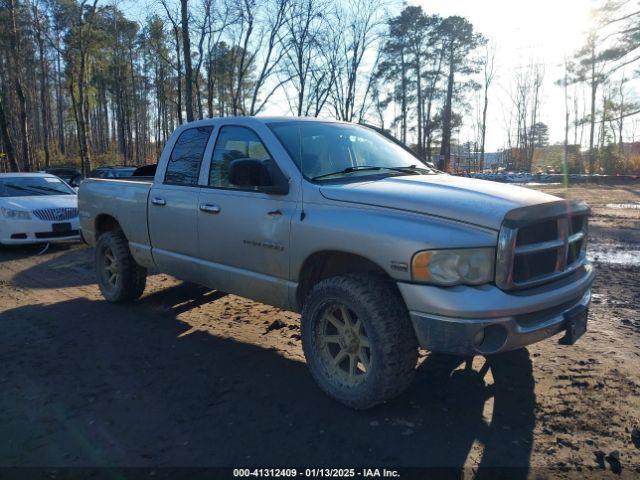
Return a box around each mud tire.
[301,274,418,409]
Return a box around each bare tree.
[282,0,333,117]
[479,42,495,171]
[160,0,184,124]
[248,0,290,115]
[191,0,213,119]
[181,0,194,122]
[63,0,100,176]
[203,0,232,118]
[562,58,570,176]
[330,0,383,122]
[7,0,33,171]
[31,0,52,167]
[527,64,544,170]
[0,93,19,171]
[507,62,544,171]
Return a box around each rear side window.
[164,126,213,185]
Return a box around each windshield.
[0,176,76,197]
[268,122,434,181]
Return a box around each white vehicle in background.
[0,173,80,245]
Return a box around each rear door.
[148,125,214,282]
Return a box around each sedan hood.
[319,174,559,230]
[1,194,78,211]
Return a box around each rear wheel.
[95,230,146,302]
[301,274,418,409]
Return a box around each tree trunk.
[181,0,194,122]
[480,84,489,171]
[129,47,140,165]
[56,42,65,155]
[563,65,569,177]
[588,47,597,175]
[206,52,214,118]
[573,89,578,147]
[77,51,92,176]
[15,79,32,171]
[425,50,444,163]
[9,0,32,171]
[415,55,423,158]
[37,39,51,167]
[0,94,19,171]
[440,47,455,171]
[600,91,606,150]
[425,96,433,161]
[233,7,254,116]
[399,49,407,143]
[173,26,184,125]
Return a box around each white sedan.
[0,173,81,245]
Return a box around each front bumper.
[0,217,81,245]
[398,263,595,355]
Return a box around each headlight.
[412,248,495,286]
[0,207,31,220]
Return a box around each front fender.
[290,202,498,283]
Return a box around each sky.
[117,0,639,152]
[410,0,597,151]
[257,0,605,151]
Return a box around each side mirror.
[228,158,289,195]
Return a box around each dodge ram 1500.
[79,117,594,409]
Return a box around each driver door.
[197,124,295,308]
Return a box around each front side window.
[209,126,273,188]
[164,126,213,186]
[268,122,434,181]
[0,176,75,197]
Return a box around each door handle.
[267,209,282,216]
[199,203,221,214]
[151,197,166,206]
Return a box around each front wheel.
[95,230,147,303]
[301,274,418,409]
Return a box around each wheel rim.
[101,246,118,288]
[316,303,371,386]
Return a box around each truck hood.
[319,174,559,230]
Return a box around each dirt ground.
[0,183,639,478]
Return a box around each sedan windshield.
[0,177,75,197]
[268,122,435,181]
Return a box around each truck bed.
[78,178,152,249]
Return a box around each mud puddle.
[587,243,640,265]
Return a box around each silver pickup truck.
[79,117,594,409]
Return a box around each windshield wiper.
[311,165,421,181]
[386,164,434,174]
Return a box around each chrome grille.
[32,207,78,221]
[496,202,589,290]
